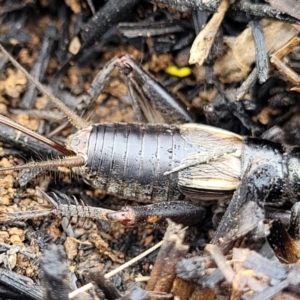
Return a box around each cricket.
[0,42,299,244]
[2,0,300,298]
[0,43,298,221]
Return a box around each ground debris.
[175,245,300,300]
[1,1,300,299]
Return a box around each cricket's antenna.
[0,44,89,130]
[0,114,74,156]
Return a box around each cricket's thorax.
[242,138,300,204]
[68,122,243,203]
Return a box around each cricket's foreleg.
[211,164,279,253]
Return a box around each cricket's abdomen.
[83,123,197,203]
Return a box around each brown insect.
[0,45,242,205]
[0,44,299,247]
